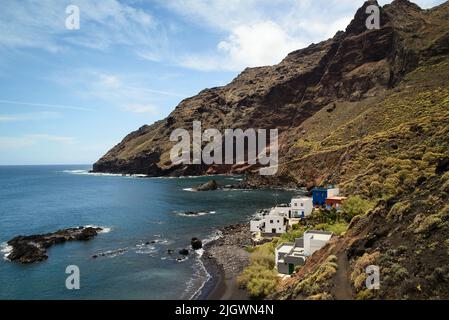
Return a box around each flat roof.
[276,243,294,253]
[326,196,347,201]
[291,197,312,201]
[304,230,333,236]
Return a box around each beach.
[201,224,253,300]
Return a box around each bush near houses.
[240,207,353,299]
[340,196,374,221]
[237,242,279,299]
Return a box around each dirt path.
[332,252,354,300]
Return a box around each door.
[272,228,276,234]
[288,264,295,275]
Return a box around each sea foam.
[62,170,147,178]
[1,242,13,261]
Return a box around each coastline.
[199,224,253,300]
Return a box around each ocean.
[0,165,295,300]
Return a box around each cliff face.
[94,0,449,178]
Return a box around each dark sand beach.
[200,224,253,300]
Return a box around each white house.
[275,230,333,275]
[290,197,313,219]
[250,205,290,235]
[269,205,290,217]
[250,213,288,234]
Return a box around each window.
[300,203,304,207]
[270,220,273,223]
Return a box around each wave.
[84,225,112,234]
[184,256,212,300]
[175,211,216,217]
[135,243,158,256]
[93,248,127,259]
[183,229,223,300]
[1,242,12,261]
[62,170,148,178]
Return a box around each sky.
[0,0,445,165]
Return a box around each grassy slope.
[272,55,449,300]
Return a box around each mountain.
[94,0,449,299]
[93,0,448,181]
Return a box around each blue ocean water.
[0,165,294,300]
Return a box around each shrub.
[291,223,302,230]
[387,201,411,222]
[249,243,275,269]
[350,251,380,291]
[341,196,374,220]
[306,293,333,300]
[413,206,448,236]
[310,208,339,224]
[293,255,338,298]
[414,215,442,236]
[237,264,279,299]
[237,242,279,299]
[356,289,375,300]
[442,180,449,194]
[314,222,348,236]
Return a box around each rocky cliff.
[94,0,449,179]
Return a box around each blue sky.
[0,0,445,165]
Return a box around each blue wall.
[312,188,327,206]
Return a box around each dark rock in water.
[167,249,174,254]
[191,237,203,250]
[179,249,189,255]
[182,211,201,216]
[7,226,103,264]
[194,180,218,191]
[92,248,127,259]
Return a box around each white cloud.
[181,21,306,71]
[26,134,74,143]
[0,111,61,122]
[123,104,160,115]
[0,0,165,55]
[165,0,359,71]
[49,69,185,117]
[0,0,445,73]
[0,134,74,149]
[0,99,94,111]
[218,21,306,69]
[164,0,447,71]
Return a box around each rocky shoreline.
[200,224,254,300]
[6,226,103,264]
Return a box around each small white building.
[269,205,290,217]
[250,213,288,235]
[290,197,313,219]
[250,205,290,235]
[327,188,340,198]
[275,230,333,275]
